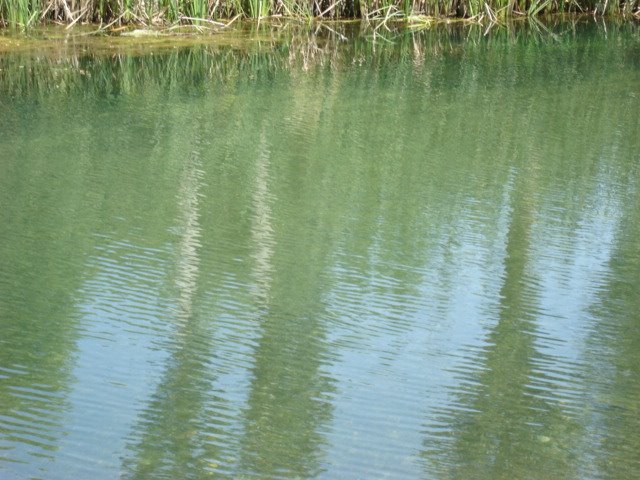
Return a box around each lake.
[1,20,639,479]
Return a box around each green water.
[1,21,639,480]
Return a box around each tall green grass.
[0,0,37,27]
[0,0,638,28]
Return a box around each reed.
[0,0,37,27]
[0,0,638,30]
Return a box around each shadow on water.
[421,161,584,479]
[582,168,640,479]
[235,123,338,478]
[119,124,223,478]
[120,88,341,477]
[0,147,89,469]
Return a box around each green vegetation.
[0,0,637,29]
[0,20,637,101]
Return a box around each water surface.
[1,21,640,479]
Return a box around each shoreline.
[0,16,637,57]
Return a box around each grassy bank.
[0,0,638,29]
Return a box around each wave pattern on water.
[1,21,640,480]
